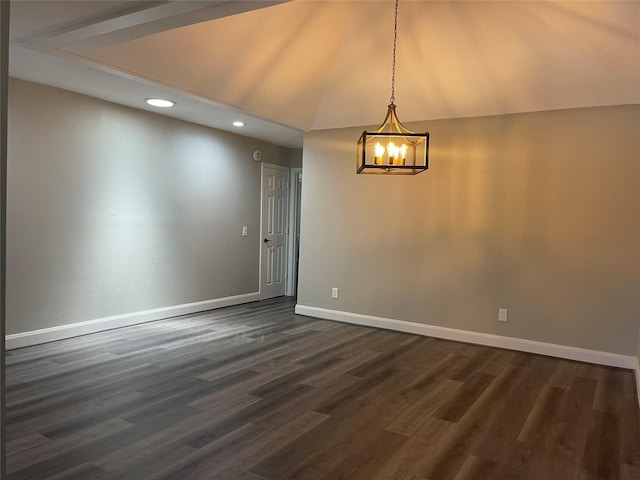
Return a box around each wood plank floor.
[6,297,640,480]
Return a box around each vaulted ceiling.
[9,1,640,147]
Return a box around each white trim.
[258,163,265,299]
[286,167,302,297]
[294,304,637,370]
[6,292,260,350]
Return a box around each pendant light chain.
[356,0,429,175]
[390,0,399,105]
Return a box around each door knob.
[264,238,271,244]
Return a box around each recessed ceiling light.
[145,98,175,108]
[233,121,245,127]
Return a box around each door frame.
[0,2,8,474]
[286,168,302,296]
[259,162,290,300]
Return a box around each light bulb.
[387,142,398,165]
[398,144,407,165]
[374,143,385,165]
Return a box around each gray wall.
[7,78,292,335]
[298,105,640,356]
[288,148,303,168]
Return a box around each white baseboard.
[6,292,260,350]
[294,304,637,370]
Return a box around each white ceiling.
[9,1,640,148]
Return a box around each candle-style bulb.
[374,143,385,165]
[387,142,397,165]
[398,143,407,165]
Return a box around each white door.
[261,164,289,299]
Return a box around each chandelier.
[357,0,429,175]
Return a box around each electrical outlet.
[331,287,339,299]
[242,226,248,237]
[498,308,508,322]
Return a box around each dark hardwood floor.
[5,297,640,479]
